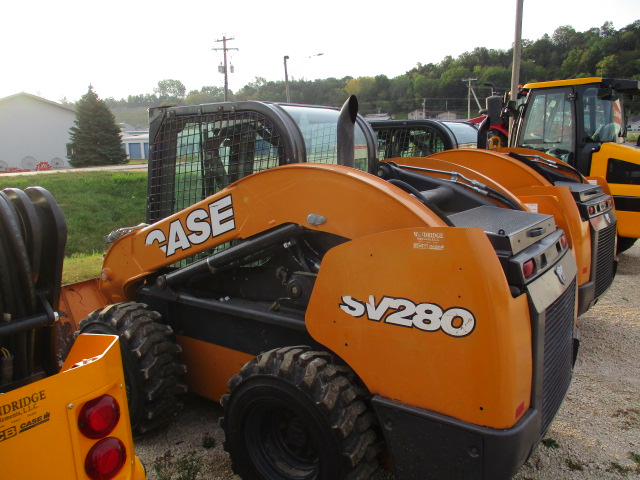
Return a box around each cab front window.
[519,89,575,163]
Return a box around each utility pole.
[510,0,524,138]
[212,36,238,101]
[461,78,478,119]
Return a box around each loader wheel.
[220,346,382,480]
[77,302,187,434]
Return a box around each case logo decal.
[146,194,235,257]
[339,295,475,337]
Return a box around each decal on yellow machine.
[145,194,236,257]
[0,389,50,443]
[339,295,476,337]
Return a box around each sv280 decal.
[145,194,235,257]
[339,295,475,337]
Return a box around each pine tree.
[67,86,128,167]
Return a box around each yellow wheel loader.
[51,97,579,479]
[368,120,617,316]
[507,77,640,252]
[0,187,144,480]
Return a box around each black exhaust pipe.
[337,95,358,168]
[477,115,489,150]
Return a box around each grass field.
[0,170,148,282]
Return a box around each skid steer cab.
[59,97,580,480]
[369,119,617,316]
[0,187,144,480]
[505,77,640,253]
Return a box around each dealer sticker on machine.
[413,231,445,251]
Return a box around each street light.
[283,53,324,103]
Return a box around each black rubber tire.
[220,346,382,480]
[77,302,187,434]
[617,236,637,254]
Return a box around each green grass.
[0,171,148,257]
[541,438,560,449]
[627,132,640,143]
[61,253,104,284]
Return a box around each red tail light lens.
[78,395,120,439]
[84,437,127,480]
[523,259,535,279]
[588,205,596,216]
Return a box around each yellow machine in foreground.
[53,97,579,479]
[0,187,144,480]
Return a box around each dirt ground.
[134,243,640,480]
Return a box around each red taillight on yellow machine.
[78,394,120,439]
[84,437,127,480]
[78,394,127,479]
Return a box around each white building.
[121,130,149,160]
[627,115,640,132]
[0,92,75,170]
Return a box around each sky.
[1,0,639,103]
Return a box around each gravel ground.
[134,243,640,480]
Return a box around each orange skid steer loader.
[56,97,579,479]
[368,119,618,316]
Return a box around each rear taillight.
[523,259,536,279]
[84,437,127,480]
[78,395,120,439]
[560,234,568,249]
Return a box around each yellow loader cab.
[0,187,144,480]
[512,77,640,252]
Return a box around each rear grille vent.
[542,279,576,434]
[593,222,617,299]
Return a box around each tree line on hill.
[104,20,640,119]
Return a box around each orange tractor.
[44,97,580,479]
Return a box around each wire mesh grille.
[374,127,447,160]
[541,278,576,435]
[150,110,286,220]
[594,221,617,299]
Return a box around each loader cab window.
[376,127,447,159]
[160,112,285,216]
[519,89,575,163]
[440,121,478,149]
[281,105,371,171]
[583,87,624,143]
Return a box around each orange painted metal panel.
[306,227,532,430]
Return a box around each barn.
[0,92,75,171]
